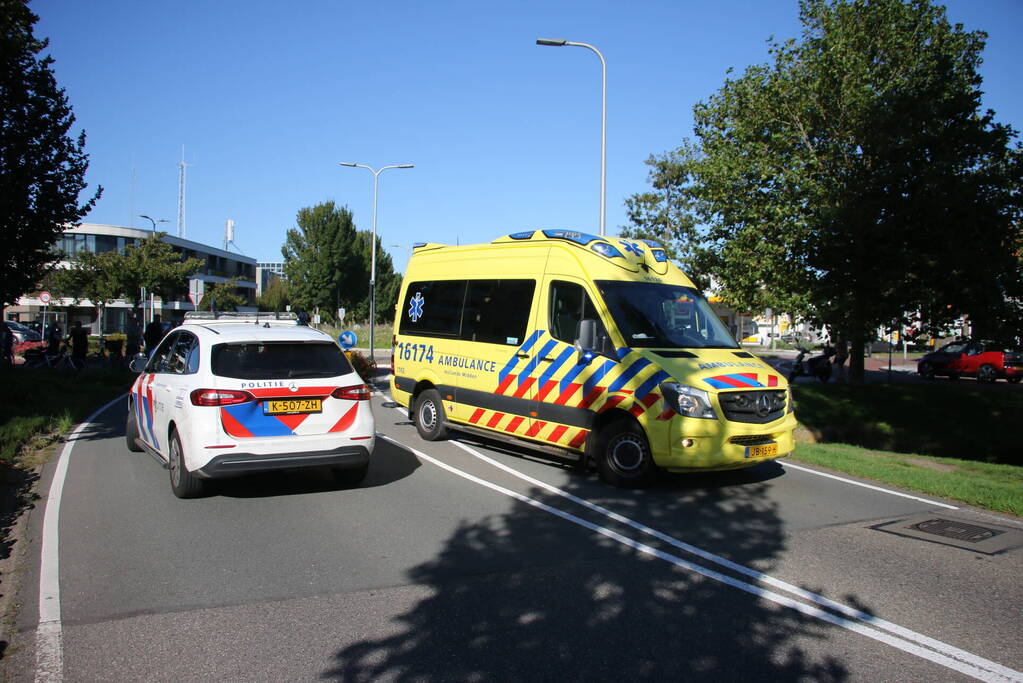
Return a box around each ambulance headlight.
[659,382,717,420]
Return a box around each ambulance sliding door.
[451,278,539,437]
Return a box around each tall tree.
[282,202,361,323]
[623,0,1023,381]
[281,201,402,324]
[0,0,101,306]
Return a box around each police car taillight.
[331,384,371,401]
[190,389,254,406]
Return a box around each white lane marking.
[446,439,1019,682]
[378,434,1020,682]
[783,461,959,510]
[36,394,127,683]
[380,395,1018,681]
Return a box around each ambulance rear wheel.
[597,419,656,488]
[415,389,448,441]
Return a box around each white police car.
[126,312,374,498]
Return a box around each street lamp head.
[338,162,358,167]
[536,38,567,46]
[396,164,414,169]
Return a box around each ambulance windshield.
[596,281,739,349]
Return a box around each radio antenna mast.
[177,146,191,239]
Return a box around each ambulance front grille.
[718,390,786,424]
[729,434,775,446]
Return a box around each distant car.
[126,311,375,498]
[5,320,42,343]
[917,340,1022,383]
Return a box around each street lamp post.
[339,162,413,366]
[389,243,412,271]
[139,214,169,231]
[536,38,607,236]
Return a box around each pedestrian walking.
[833,338,849,381]
[69,320,89,367]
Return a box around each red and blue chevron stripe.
[703,373,781,389]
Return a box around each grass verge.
[0,369,134,466]
[791,382,1020,464]
[791,443,1023,517]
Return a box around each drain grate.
[872,514,1023,555]
[912,519,1003,543]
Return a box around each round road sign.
[338,331,358,349]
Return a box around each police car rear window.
[211,342,353,379]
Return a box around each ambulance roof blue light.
[651,249,668,262]
[508,231,536,240]
[639,239,664,249]
[591,242,624,259]
[542,229,599,246]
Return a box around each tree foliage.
[256,275,291,312]
[281,201,401,324]
[49,233,203,307]
[623,0,1023,380]
[0,0,101,306]
[198,278,245,312]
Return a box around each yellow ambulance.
[390,229,796,486]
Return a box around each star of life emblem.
[622,240,644,257]
[408,292,425,322]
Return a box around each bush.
[344,349,375,383]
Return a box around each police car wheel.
[125,405,143,453]
[168,429,206,499]
[415,389,448,441]
[598,420,656,488]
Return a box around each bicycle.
[24,347,85,371]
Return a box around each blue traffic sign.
[338,330,358,349]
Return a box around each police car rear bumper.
[195,444,371,478]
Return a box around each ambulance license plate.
[745,443,778,459]
[263,398,322,415]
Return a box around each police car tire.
[169,429,206,499]
[415,389,448,441]
[332,463,369,487]
[597,419,656,488]
[125,406,143,453]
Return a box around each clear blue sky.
[32,0,1023,273]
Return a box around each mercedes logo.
[288,382,298,393]
[754,393,773,418]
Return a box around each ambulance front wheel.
[597,419,657,488]
[415,389,448,441]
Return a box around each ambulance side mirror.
[576,318,613,364]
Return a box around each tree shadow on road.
[323,447,854,681]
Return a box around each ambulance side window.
[399,280,467,338]
[463,280,536,345]
[549,281,610,348]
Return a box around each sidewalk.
[754,347,922,381]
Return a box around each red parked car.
[917,340,1022,383]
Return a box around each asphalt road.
[5,389,1022,682]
